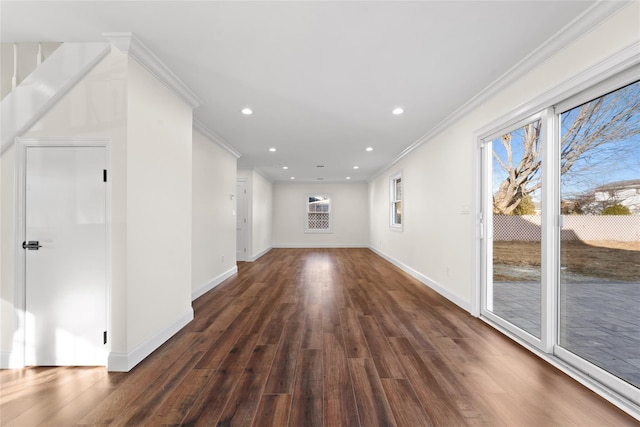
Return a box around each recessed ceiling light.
[290,177,295,180]
[346,176,351,180]
[365,147,373,152]
[282,166,288,170]
[241,108,253,115]
[353,166,359,169]
[269,147,277,152]
[392,107,404,115]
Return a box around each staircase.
[1,42,110,152]
[1,42,62,101]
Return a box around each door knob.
[22,241,42,250]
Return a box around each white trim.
[107,307,194,372]
[192,266,238,301]
[272,243,368,249]
[305,193,333,234]
[389,171,403,231]
[0,352,21,369]
[476,42,640,140]
[103,32,201,108]
[1,43,110,153]
[251,167,273,183]
[249,246,272,261]
[193,118,242,159]
[372,2,629,180]
[368,246,472,313]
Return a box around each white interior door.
[24,145,107,366]
[236,180,248,261]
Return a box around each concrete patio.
[492,272,640,389]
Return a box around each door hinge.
[103,331,107,344]
[103,170,107,182]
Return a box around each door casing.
[14,137,111,367]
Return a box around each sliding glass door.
[482,115,544,343]
[557,80,640,390]
[480,72,639,404]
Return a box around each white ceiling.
[1,1,600,182]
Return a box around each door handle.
[22,241,42,250]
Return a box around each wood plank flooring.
[1,248,638,426]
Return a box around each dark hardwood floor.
[1,248,638,426]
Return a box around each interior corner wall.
[368,3,639,312]
[125,58,193,353]
[272,182,369,248]
[192,129,238,298]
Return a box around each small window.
[306,194,332,233]
[390,173,402,229]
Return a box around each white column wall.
[192,129,238,297]
[125,58,193,351]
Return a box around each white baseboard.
[0,351,21,369]
[368,246,471,313]
[192,266,238,301]
[107,307,193,372]
[271,243,369,249]
[249,246,272,261]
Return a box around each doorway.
[17,138,108,366]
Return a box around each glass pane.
[559,81,640,388]
[395,178,402,200]
[490,119,542,338]
[393,201,402,225]
[308,196,330,213]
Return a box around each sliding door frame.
[472,44,640,414]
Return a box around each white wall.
[125,58,193,352]
[192,129,238,298]
[273,182,369,247]
[237,168,273,260]
[368,3,640,312]
[251,170,273,258]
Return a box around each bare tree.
[493,82,640,215]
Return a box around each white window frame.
[305,193,333,233]
[389,172,403,230]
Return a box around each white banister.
[12,43,18,89]
[36,43,43,66]
[1,42,111,152]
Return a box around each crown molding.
[372,0,630,180]
[103,32,201,108]
[193,118,242,158]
